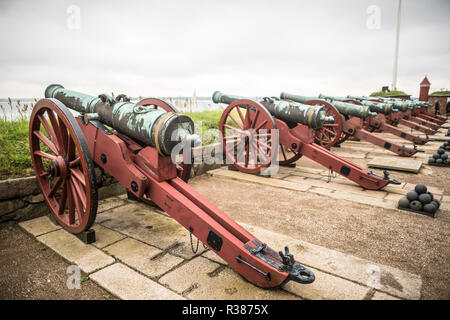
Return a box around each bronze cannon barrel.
[212,91,334,128]
[346,95,413,112]
[45,84,196,156]
[279,92,375,119]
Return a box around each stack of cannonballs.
[398,184,440,215]
[440,139,450,151]
[428,146,450,165]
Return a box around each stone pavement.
[19,195,422,300]
[207,127,450,221]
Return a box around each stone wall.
[0,143,226,223]
[0,169,126,223]
[428,96,449,115]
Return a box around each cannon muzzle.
[213,91,333,128]
[45,84,195,156]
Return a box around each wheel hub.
[49,154,69,178]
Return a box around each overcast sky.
[0,0,449,99]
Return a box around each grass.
[0,119,33,180]
[430,90,450,96]
[0,109,226,180]
[369,90,408,97]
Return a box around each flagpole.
[392,0,402,91]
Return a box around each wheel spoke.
[33,130,59,155]
[71,176,87,210]
[224,124,245,135]
[244,106,250,129]
[48,177,63,198]
[69,157,81,167]
[34,150,56,160]
[37,114,61,153]
[252,110,260,129]
[67,134,76,161]
[71,168,87,187]
[235,106,246,127]
[254,120,268,131]
[252,141,268,163]
[69,178,85,222]
[46,110,65,153]
[58,117,69,155]
[58,180,68,215]
[67,182,75,224]
[228,114,244,130]
[244,138,249,167]
[322,127,337,136]
[280,145,287,161]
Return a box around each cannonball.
[418,193,432,205]
[436,158,443,164]
[427,192,434,201]
[398,197,410,208]
[406,190,419,201]
[441,153,448,160]
[433,152,440,159]
[409,200,423,211]
[438,148,445,155]
[445,159,450,164]
[428,157,436,163]
[431,199,440,209]
[423,203,438,214]
[415,184,427,194]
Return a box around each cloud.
[0,0,448,98]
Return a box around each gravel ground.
[189,169,450,300]
[0,221,116,300]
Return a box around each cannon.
[213,91,400,190]
[314,94,429,145]
[347,95,441,132]
[379,97,446,124]
[29,84,316,288]
[280,92,421,155]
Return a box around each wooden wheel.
[219,100,277,174]
[29,99,97,234]
[278,145,302,165]
[137,98,192,182]
[304,100,342,149]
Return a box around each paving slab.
[207,168,310,192]
[19,215,61,236]
[96,202,206,259]
[368,157,423,173]
[240,222,422,300]
[91,224,126,249]
[97,194,128,213]
[372,291,401,300]
[37,229,115,273]
[429,135,449,142]
[159,256,298,300]
[90,263,183,300]
[283,267,369,300]
[104,237,184,278]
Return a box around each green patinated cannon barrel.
[343,95,403,113]
[279,92,376,119]
[212,91,334,129]
[346,95,411,112]
[382,97,428,109]
[45,84,196,156]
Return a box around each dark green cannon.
[45,84,197,156]
[346,95,412,112]
[279,92,376,119]
[212,91,334,128]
